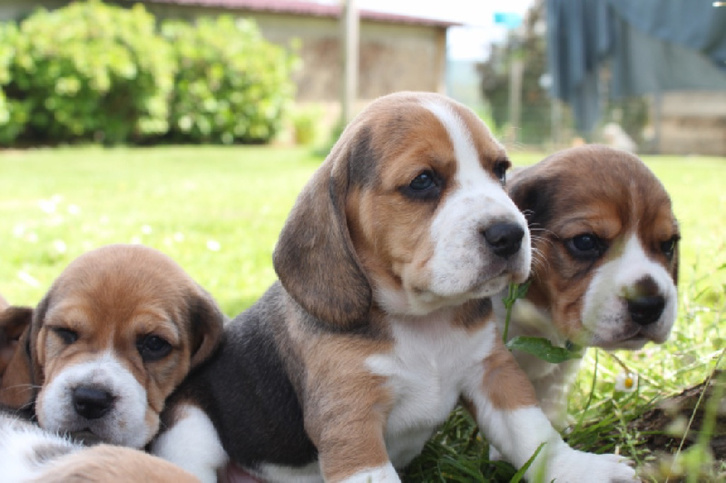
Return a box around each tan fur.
[482,343,538,409]
[301,333,394,481]
[31,444,199,483]
[3,244,223,447]
[0,306,33,407]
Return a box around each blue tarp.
[546,0,726,132]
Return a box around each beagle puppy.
[495,145,679,426]
[153,92,635,482]
[0,244,224,448]
[0,412,198,482]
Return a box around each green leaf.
[509,442,546,483]
[506,336,583,363]
[501,280,531,343]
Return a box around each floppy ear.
[671,234,680,288]
[273,136,372,330]
[507,169,558,232]
[0,306,34,408]
[187,289,224,368]
[27,291,53,390]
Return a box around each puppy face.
[31,245,223,447]
[346,94,530,315]
[509,145,679,349]
[275,92,530,322]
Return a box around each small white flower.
[614,372,638,392]
[141,225,153,235]
[206,240,221,252]
[12,224,25,238]
[38,198,57,214]
[18,270,40,287]
[173,232,185,242]
[130,236,142,245]
[26,232,38,243]
[67,204,81,215]
[52,240,67,254]
[99,215,110,225]
[38,195,63,214]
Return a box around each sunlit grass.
[0,145,320,315]
[1,145,724,480]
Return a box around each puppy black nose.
[627,295,665,325]
[73,386,114,420]
[483,223,524,259]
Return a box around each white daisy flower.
[614,372,638,392]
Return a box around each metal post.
[341,0,359,126]
[508,57,524,145]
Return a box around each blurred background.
[1,0,724,154]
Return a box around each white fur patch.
[151,404,228,483]
[0,414,80,482]
[253,460,323,483]
[340,462,399,483]
[461,400,635,482]
[582,233,677,348]
[366,317,497,468]
[37,351,151,448]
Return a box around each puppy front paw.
[339,462,400,483]
[544,448,636,483]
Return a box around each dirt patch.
[630,371,725,459]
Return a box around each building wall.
[657,91,726,156]
[1,1,447,132]
[138,4,447,104]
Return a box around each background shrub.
[2,0,174,145]
[0,23,30,145]
[162,16,298,144]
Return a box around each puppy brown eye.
[52,327,78,345]
[401,170,442,200]
[567,234,605,260]
[660,236,679,259]
[493,160,509,185]
[137,335,172,362]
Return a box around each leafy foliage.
[0,2,299,146]
[478,3,551,145]
[161,16,298,144]
[2,0,174,144]
[0,23,30,145]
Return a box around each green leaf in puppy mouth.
[506,336,583,363]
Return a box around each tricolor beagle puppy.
[0,412,198,482]
[495,145,679,426]
[153,92,635,482]
[0,244,224,448]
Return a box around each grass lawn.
[1,145,725,481]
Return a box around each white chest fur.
[366,317,497,468]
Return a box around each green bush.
[162,16,298,144]
[3,0,174,145]
[0,23,29,145]
[291,105,322,146]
